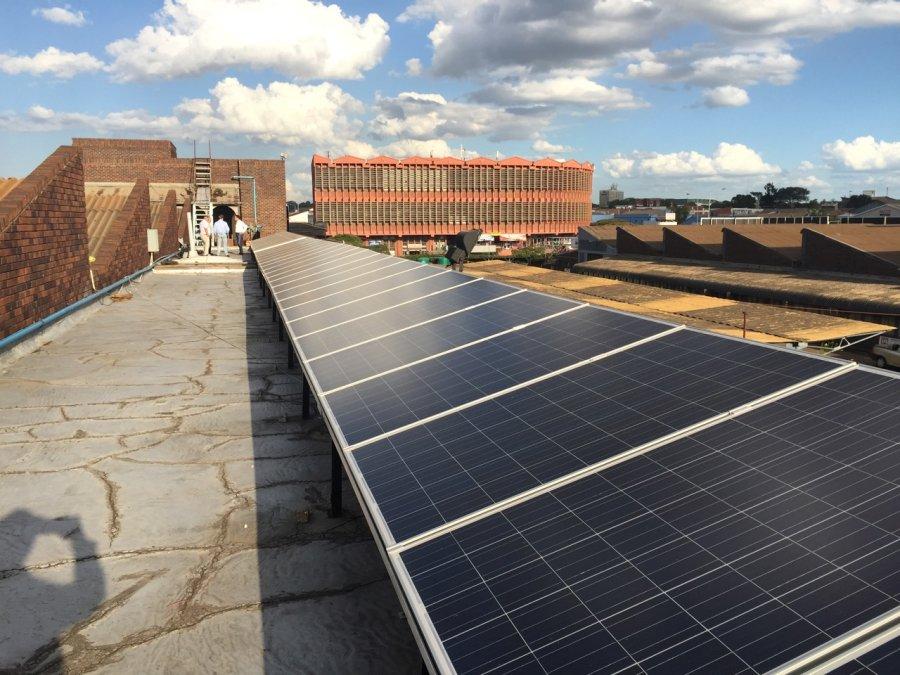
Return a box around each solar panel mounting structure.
[252,232,900,675]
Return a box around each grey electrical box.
[147,229,160,253]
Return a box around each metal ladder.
[189,151,214,255]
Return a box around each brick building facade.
[312,154,593,255]
[74,138,287,234]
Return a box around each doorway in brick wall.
[212,204,238,234]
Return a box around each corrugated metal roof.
[466,260,891,344]
[149,200,165,229]
[0,178,20,202]
[84,185,132,259]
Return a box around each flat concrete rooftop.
[0,269,418,672]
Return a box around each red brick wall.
[74,138,286,233]
[0,146,93,339]
[213,158,286,234]
[73,138,176,159]
[156,189,180,255]
[92,179,151,288]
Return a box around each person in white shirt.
[198,215,211,255]
[212,217,229,256]
[233,217,249,254]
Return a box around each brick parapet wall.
[0,146,93,339]
[155,190,180,255]
[74,138,176,159]
[92,179,151,288]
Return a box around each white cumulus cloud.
[405,58,423,76]
[32,6,88,26]
[796,175,830,191]
[823,136,900,171]
[379,138,456,157]
[703,85,750,108]
[0,46,103,78]
[681,0,900,37]
[371,90,552,142]
[471,76,647,111]
[603,142,780,178]
[106,0,389,82]
[532,138,571,154]
[0,77,366,151]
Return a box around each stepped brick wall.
[92,179,151,288]
[0,146,93,339]
[154,189,181,255]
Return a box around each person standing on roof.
[233,216,248,255]
[198,215,211,255]
[213,215,229,256]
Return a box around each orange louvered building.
[311,154,594,256]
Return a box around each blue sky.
[1,0,899,201]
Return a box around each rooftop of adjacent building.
[465,260,891,346]
[574,256,900,316]
[312,153,594,170]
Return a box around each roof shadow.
[0,510,106,672]
[242,262,420,673]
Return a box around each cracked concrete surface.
[0,270,420,673]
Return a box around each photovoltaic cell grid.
[253,233,900,675]
[327,306,672,446]
[297,279,519,360]
[282,268,464,329]
[309,290,578,392]
[352,328,839,541]
[401,369,900,674]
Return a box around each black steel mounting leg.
[330,442,343,517]
[287,344,295,369]
[302,375,311,420]
[278,318,284,341]
[272,302,277,322]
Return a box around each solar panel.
[398,368,900,674]
[308,290,579,392]
[282,269,467,332]
[297,279,518,360]
[252,233,900,675]
[328,307,675,446]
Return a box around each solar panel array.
[253,231,900,675]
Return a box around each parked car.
[873,336,900,369]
